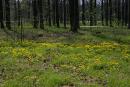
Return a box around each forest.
[0,0,130,87]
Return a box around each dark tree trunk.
[124,0,128,25]
[63,0,67,28]
[69,0,79,32]
[32,0,38,28]
[38,0,44,29]
[82,0,86,25]
[59,0,63,23]
[101,0,104,26]
[117,0,121,25]
[109,0,113,27]
[14,0,17,22]
[56,0,60,27]
[122,0,125,26]
[5,0,11,29]
[90,0,93,26]
[0,0,5,28]
[94,0,97,25]
[128,0,130,29]
[105,0,109,26]
[17,0,21,26]
[48,0,51,26]
[52,0,56,26]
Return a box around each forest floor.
[0,26,130,87]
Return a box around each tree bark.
[82,0,86,25]
[56,0,60,27]
[5,0,11,29]
[38,0,44,29]
[0,0,5,28]
[63,0,67,28]
[69,0,79,32]
[32,0,38,28]
[48,0,51,26]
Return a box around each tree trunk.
[94,0,97,25]
[56,0,60,27]
[63,0,67,28]
[0,0,5,28]
[52,0,56,26]
[101,0,104,26]
[105,0,109,26]
[69,0,79,32]
[38,0,44,29]
[90,0,93,26]
[82,0,86,25]
[32,0,38,28]
[5,0,11,29]
[17,0,21,26]
[117,0,121,25]
[48,0,51,26]
[128,0,130,28]
[109,0,113,27]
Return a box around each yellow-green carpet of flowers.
[0,27,130,87]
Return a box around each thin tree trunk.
[109,0,113,27]
[52,0,56,26]
[94,0,97,25]
[32,0,38,28]
[48,0,51,26]
[5,0,11,29]
[0,0,5,28]
[117,0,121,25]
[82,0,86,25]
[101,0,104,26]
[105,0,109,26]
[128,0,130,28]
[90,0,93,26]
[17,0,21,26]
[56,0,60,27]
[63,0,67,28]
[38,0,44,29]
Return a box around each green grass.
[0,26,130,87]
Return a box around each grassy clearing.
[0,27,130,87]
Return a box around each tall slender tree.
[56,0,60,27]
[122,0,125,26]
[0,0,5,28]
[38,0,44,29]
[128,0,130,29]
[101,0,104,25]
[5,0,11,29]
[69,0,79,32]
[32,0,38,28]
[17,0,21,26]
[124,0,128,25]
[90,0,94,26]
[63,0,67,28]
[109,0,113,27]
[94,0,97,25]
[105,0,109,26]
[82,0,86,25]
[52,0,56,25]
[117,0,121,25]
[48,0,51,26]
